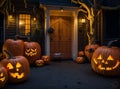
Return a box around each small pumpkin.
[24,41,41,65]
[75,57,85,64]
[0,64,8,88]
[91,46,120,76]
[84,44,99,62]
[78,51,84,57]
[35,59,44,67]
[1,50,30,83]
[42,56,50,65]
[2,39,24,57]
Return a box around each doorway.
[50,15,73,60]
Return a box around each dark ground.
[3,60,120,89]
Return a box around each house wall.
[4,7,45,55]
[102,9,120,45]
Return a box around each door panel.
[50,16,72,60]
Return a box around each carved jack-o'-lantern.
[1,50,30,83]
[35,59,44,67]
[24,41,41,65]
[25,48,37,56]
[0,64,8,88]
[7,62,25,79]
[42,56,50,64]
[75,57,85,64]
[91,46,120,76]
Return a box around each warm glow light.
[33,17,36,21]
[19,21,24,25]
[60,8,63,12]
[81,19,85,23]
[0,73,5,82]
[25,48,37,56]
[9,15,13,19]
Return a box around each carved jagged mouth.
[9,73,24,79]
[98,61,119,71]
[0,77,5,82]
[25,52,37,56]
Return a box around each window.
[19,14,30,36]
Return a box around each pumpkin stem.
[3,50,16,59]
[107,39,120,48]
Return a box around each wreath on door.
[47,27,54,34]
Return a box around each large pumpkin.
[1,50,30,83]
[91,46,120,76]
[24,41,41,65]
[84,44,99,62]
[2,39,24,57]
[0,64,8,88]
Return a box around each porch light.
[60,8,64,12]
[33,17,36,21]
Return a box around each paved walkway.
[6,61,120,89]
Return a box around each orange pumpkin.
[35,59,44,67]
[42,56,50,65]
[75,57,85,64]
[91,46,120,76]
[0,64,8,88]
[24,41,41,65]
[1,50,30,83]
[2,39,24,57]
[78,51,84,57]
[84,44,99,62]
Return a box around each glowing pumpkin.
[0,64,8,88]
[75,57,85,64]
[1,50,30,83]
[2,39,24,57]
[91,46,120,76]
[35,59,44,67]
[24,41,41,65]
[42,56,50,65]
[84,44,99,62]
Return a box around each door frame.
[44,5,79,60]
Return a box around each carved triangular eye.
[0,73,3,77]
[7,63,14,69]
[107,55,114,60]
[26,49,30,52]
[16,62,22,68]
[97,54,102,60]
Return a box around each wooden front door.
[50,16,72,60]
